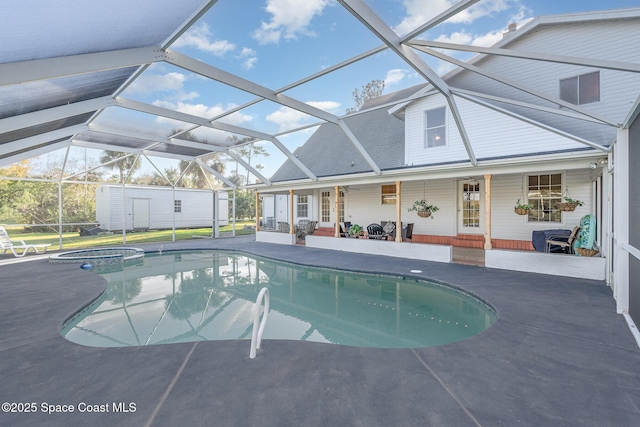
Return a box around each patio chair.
[404,223,414,241]
[545,225,580,254]
[296,219,310,238]
[305,220,318,236]
[367,223,385,240]
[277,221,291,233]
[382,221,395,240]
[0,226,51,257]
[338,222,351,237]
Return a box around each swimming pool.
[62,250,496,348]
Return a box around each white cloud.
[384,69,408,86]
[173,23,236,56]
[267,100,340,132]
[152,100,253,136]
[306,100,341,114]
[252,0,331,44]
[237,47,258,70]
[127,72,187,95]
[394,0,520,36]
[267,107,310,132]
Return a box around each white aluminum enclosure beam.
[62,152,138,181]
[171,44,388,139]
[269,137,317,181]
[87,124,176,148]
[0,47,163,87]
[0,141,69,168]
[453,91,609,152]
[226,151,271,185]
[338,0,477,166]
[399,0,481,42]
[0,97,114,134]
[414,45,620,127]
[408,40,640,74]
[337,121,381,174]
[0,124,85,157]
[164,50,340,125]
[196,159,236,188]
[453,88,610,125]
[88,124,219,153]
[72,139,152,156]
[115,97,274,141]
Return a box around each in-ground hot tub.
[49,247,144,267]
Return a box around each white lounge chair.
[0,226,51,257]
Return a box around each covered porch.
[255,155,609,281]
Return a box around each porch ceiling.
[1,2,637,189]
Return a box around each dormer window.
[424,107,446,148]
[559,71,600,105]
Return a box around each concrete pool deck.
[1,236,639,426]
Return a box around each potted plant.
[514,199,534,215]
[408,200,439,218]
[348,224,363,237]
[558,197,584,212]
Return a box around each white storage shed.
[96,185,228,231]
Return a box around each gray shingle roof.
[270,106,405,182]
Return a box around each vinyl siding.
[489,170,592,240]
[332,170,592,241]
[405,95,588,167]
[96,185,227,231]
[446,20,640,145]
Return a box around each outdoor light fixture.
[589,162,598,169]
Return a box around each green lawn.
[4,222,255,250]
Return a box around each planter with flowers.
[514,199,534,215]
[408,200,439,219]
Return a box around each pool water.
[62,251,496,348]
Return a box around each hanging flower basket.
[558,202,578,212]
[558,197,584,212]
[514,199,533,216]
[408,200,439,219]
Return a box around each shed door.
[132,198,150,229]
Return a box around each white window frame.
[559,71,600,105]
[297,195,309,218]
[174,199,182,213]
[381,184,396,205]
[321,191,330,223]
[526,173,564,223]
[423,106,447,149]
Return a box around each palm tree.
[171,130,226,188]
[99,151,140,183]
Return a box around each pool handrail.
[249,287,270,359]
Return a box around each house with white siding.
[255,8,640,286]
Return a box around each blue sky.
[91,0,640,183]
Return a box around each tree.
[233,190,256,220]
[172,130,226,188]
[235,143,269,185]
[99,151,140,183]
[345,79,385,113]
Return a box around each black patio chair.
[367,223,385,239]
[404,223,414,241]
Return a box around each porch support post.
[334,186,340,237]
[255,192,260,232]
[395,181,402,242]
[484,174,493,250]
[613,128,629,314]
[289,189,295,234]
